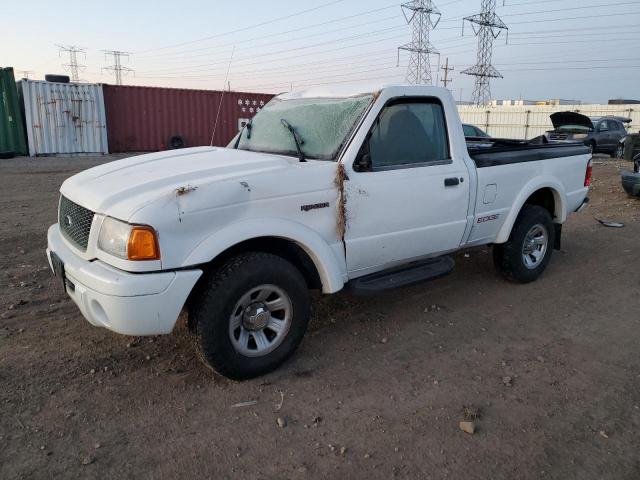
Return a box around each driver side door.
[343,97,471,276]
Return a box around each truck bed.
[467,138,590,168]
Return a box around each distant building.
[608,99,640,105]
[490,98,581,106]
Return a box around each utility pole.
[398,0,441,85]
[19,70,34,79]
[440,57,453,88]
[57,45,86,82]
[461,0,508,106]
[102,50,133,85]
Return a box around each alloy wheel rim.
[228,284,293,357]
[522,224,548,269]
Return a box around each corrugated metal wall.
[0,67,28,155]
[458,104,640,139]
[19,80,108,156]
[102,85,274,152]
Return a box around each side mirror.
[354,153,372,172]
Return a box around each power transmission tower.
[398,0,441,85]
[102,50,133,85]
[461,0,508,106]
[440,57,453,88]
[57,45,86,82]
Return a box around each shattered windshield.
[231,95,373,160]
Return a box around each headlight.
[98,217,160,260]
[573,133,588,139]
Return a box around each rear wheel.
[191,252,311,380]
[493,205,555,283]
[615,143,625,159]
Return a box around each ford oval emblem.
[64,215,73,227]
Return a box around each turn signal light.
[127,227,160,260]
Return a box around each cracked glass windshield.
[232,95,373,160]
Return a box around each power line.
[136,26,408,74]
[136,14,402,65]
[500,0,640,17]
[135,0,348,54]
[462,0,508,106]
[102,50,134,85]
[56,45,86,82]
[137,53,401,80]
[135,4,402,60]
[507,10,640,25]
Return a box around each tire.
[168,134,186,149]
[44,74,70,83]
[0,151,15,159]
[493,205,555,283]
[191,252,311,380]
[616,144,624,159]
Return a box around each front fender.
[495,177,566,244]
[183,218,347,294]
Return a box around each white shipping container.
[457,104,640,140]
[19,80,108,156]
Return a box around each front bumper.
[47,224,202,336]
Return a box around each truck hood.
[550,112,593,131]
[60,146,302,220]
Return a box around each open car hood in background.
[550,112,593,130]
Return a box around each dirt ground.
[1,153,639,480]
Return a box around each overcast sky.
[3,0,639,103]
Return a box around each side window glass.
[463,125,475,136]
[367,101,450,168]
[599,120,609,131]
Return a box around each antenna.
[210,46,235,147]
[56,45,86,82]
[102,50,134,85]
[398,0,441,85]
[461,0,508,106]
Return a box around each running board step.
[347,256,455,296]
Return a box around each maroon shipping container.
[102,85,274,152]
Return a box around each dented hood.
[60,146,298,220]
[550,111,594,130]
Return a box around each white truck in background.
[47,85,591,379]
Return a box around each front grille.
[59,196,95,251]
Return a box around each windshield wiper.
[280,118,306,162]
[233,117,253,149]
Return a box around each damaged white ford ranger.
[47,85,591,379]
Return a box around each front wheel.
[615,144,625,159]
[191,252,311,380]
[493,205,555,283]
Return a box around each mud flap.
[554,224,562,250]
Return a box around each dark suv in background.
[544,112,630,156]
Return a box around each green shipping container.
[0,67,27,156]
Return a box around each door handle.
[444,177,460,187]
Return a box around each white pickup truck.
[47,85,591,379]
